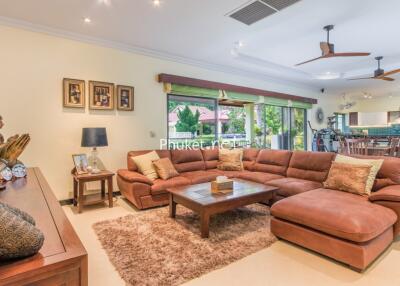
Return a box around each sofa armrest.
[369,185,400,202]
[117,169,153,185]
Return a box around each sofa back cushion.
[243,148,260,171]
[287,151,335,182]
[170,149,205,173]
[350,155,400,191]
[253,149,292,175]
[127,150,171,171]
[201,148,219,170]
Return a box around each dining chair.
[338,137,347,154]
[345,138,368,155]
[389,137,400,157]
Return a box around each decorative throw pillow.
[335,154,383,195]
[153,158,179,180]
[323,162,372,196]
[217,148,243,171]
[130,151,160,181]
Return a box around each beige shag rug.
[93,204,276,286]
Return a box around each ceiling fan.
[348,56,400,81]
[296,25,370,66]
[339,94,356,110]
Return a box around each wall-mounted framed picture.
[116,85,134,111]
[72,153,89,175]
[89,81,115,110]
[63,78,85,108]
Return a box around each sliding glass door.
[290,108,307,150]
[256,104,307,150]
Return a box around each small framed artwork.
[72,154,89,175]
[89,81,115,110]
[117,85,134,111]
[63,78,85,108]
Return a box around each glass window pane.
[168,95,217,149]
[218,105,247,148]
[291,108,306,150]
[265,105,283,149]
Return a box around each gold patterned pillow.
[335,154,383,195]
[217,148,243,171]
[153,158,179,180]
[323,162,372,196]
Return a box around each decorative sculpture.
[0,115,30,167]
[0,202,44,260]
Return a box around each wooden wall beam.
[158,73,318,104]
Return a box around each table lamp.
[81,128,108,173]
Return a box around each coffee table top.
[167,179,278,206]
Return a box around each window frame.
[167,94,218,149]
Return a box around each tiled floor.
[63,197,400,286]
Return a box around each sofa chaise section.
[270,154,400,271]
[271,189,397,271]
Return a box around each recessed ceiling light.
[153,0,161,7]
[83,17,91,23]
[98,0,111,5]
[235,41,244,48]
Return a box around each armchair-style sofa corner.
[117,148,400,271]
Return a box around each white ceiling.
[1,0,400,97]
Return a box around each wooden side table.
[72,170,115,213]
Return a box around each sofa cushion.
[243,148,260,171]
[253,149,292,176]
[220,170,244,178]
[237,171,284,184]
[201,148,219,170]
[151,176,191,195]
[180,170,220,184]
[350,155,400,191]
[268,177,322,197]
[170,149,205,173]
[271,188,397,242]
[287,151,335,182]
[127,150,171,171]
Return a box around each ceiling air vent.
[260,0,301,11]
[228,0,301,25]
[229,1,276,26]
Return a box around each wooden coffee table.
[167,179,278,238]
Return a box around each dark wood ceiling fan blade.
[332,52,371,57]
[295,55,331,66]
[347,77,373,81]
[379,77,395,81]
[380,69,400,77]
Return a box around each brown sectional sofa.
[117,148,400,271]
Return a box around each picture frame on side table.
[63,78,85,108]
[116,85,134,111]
[72,154,89,175]
[89,81,115,110]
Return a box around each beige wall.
[344,96,400,113]
[0,25,339,200]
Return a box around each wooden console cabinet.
[0,168,88,286]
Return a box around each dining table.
[366,145,391,156]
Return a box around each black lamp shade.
[81,128,108,147]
